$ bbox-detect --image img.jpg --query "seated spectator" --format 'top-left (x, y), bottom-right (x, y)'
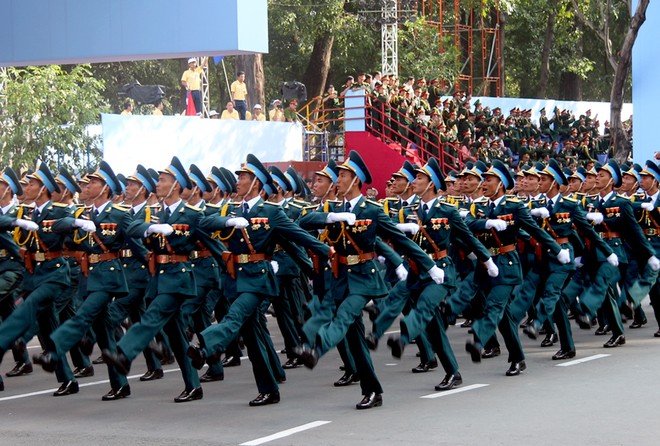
top-left (221, 102), bottom-right (240, 120)
top-left (209, 110), bottom-right (220, 119)
top-left (120, 101), bottom-right (133, 115)
top-left (284, 99), bottom-right (299, 123)
top-left (252, 104), bottom-right (266, 121)
top-left (269, 99), bottom-right (285, 122)
top-left (153, 101), bottom-right (164, 116)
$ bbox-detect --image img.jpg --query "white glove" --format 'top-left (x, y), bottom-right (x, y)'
top-left (484, 257), bottom-right (499, 277)
top-left (428, 265), bottom-right (444, 284)
top-left (459, 210), bottom-right (469, 218)
top-left (530, 207), bottom-right (550, 219)
top-left (13, 219), bottom-right (39, 232)
top-left (326, 212), bottom-right (356, 225)
top-left (485, 219), bottom-right (508, 231)
top-left (556, 248), bottom-right (571, 265)
top-left (641, 202), bottom-right (655, 211)
top-left (585, 212), bottom-right (603, 224)
top-left (395, 264), bottom-right (408, 281)
top-left (73, 218), bottom-right (96, 233)
top-left (574, 256), bottom-right (583, 268)
top-left (467, 252), bottom-right (477, 261)
top-left (226, 217), bottom-right (249, 228)
top-left (271, 260), bottom-right (279, 274)
top-left (377, 255), bottom-right (386, 264)
top-left (607, 253), bottom-right (619, 267)
top-left (147, 224), bottom-right (174, 236)
top-left (648, 255), bottom-right (660, 272)
top-left (396, 223), bottom-right (420, 234)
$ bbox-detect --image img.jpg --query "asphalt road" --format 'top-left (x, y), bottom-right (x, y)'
top-left (1, 307), bottom-right (659, 446)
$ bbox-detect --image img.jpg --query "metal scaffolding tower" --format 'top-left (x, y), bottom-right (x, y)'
top-left (200, 59), bottom-right (210, 118)
top-left (422, 0), bottom-right (503, 96)
top-left (381, 0), bottom-right (399, 77)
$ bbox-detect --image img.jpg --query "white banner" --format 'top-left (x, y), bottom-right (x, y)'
top-left (101, 114), bottom-right (303, 175)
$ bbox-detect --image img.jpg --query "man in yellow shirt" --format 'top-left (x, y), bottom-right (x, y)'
top-left (269, 99), bottom-right (285, 122)
top-left (220, 102), bottom-right (239, 120)
top-left (252, 104), bottom-right (266, 121)
top-left (231, 71), bottom-right (248, 120)
top-left (120, 101), bottom-right (133, 115)
top-left (152, 101), bottom-right (164, 116)
top-left (181, 57), bottom-right (208, 115)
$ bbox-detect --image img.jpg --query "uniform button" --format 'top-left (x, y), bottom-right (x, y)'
top-left (324, 267), bottom-right (328, 271)
top-left (261, 269), bottom-right (265, 273)
top-left (371, 268), bottom-right (375, 273)
top-left (508, 261), bottom-right (513, 265)
top-left (442, 263), bottom-right (446, 268)
top-left (56, 263), bottom-right (60, 267)
top-left (347, 241), bottom-right (352, 245)
top-left (348, 268), bottom-right (352, 273)
top-left (547, 249), bottom-right (551, 253)
top-left (123, 263), bottom-right (127, 267)
top-left (110, 267), bottom-right (115, 271)
top-left (141, 265), bottom-right (145, 269)
top-left (240, 238), bottom-right (245, 242)
top-left (182, 268), bottom-right (186, 272)
top-left (238, 267), bottom-right (243, 271)
top-left (192, 264), bottom-right (195, 268)
top-left (160, 270), bottom-right (164, 274)
top-left (90, 266), bottom-right (94, 271)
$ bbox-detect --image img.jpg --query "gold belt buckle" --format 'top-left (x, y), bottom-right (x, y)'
top-left (237, 254), bottom-right (250, 264)
top-left (488, 247), bottom-right (500, 256)
top-left (0, 249), bottom-right (8, 257)
top-left (647, 229), bottom-right (657, 236)
top-left (189, 251), bottom-right (199, 260)
top-left (89, 253), bottom-right (100, 263)
top-left (34, 252), bottom-right (46, 262)
top-left (120, 249), bottom-right (133, 258)
top-left (346, 254), bottom-right (360, 265)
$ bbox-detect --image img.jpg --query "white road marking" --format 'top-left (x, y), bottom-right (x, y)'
top-left (420, 383), bottom-right (489, 399)
top-left (385, 363), bottom-right (398, 366)
top-left (240, 420), bottom-right (332, 446)
top-left (555, 353), bottom-right (610, 367)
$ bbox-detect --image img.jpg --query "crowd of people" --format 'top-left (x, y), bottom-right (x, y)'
top-left (319, 72), bottom-right (634, 171)
top-left (0, 148), bottom-right (659, 412)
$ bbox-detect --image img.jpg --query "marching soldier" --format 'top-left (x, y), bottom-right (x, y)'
top-left (34, 161), bottom-right (133, 400)
top-left (296, 151), bottom-right (444, 409)
top-left (187, 154), bottom-right (332, 406)
top-left (462, 160), bottom-right (570, 376)
top-left (0, 164), bottom-right (76, 395)
top-left (103, 156), bottom-right (206, 403)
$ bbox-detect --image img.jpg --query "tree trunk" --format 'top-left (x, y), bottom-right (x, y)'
top-left (611, 0), bottom-right (649, 162)
top-left (236, 54), bottom-right (265, 110)
top-left (302, 33), bottom-right (335, 102)
top-left (537, 0), bottom-right (559, 98)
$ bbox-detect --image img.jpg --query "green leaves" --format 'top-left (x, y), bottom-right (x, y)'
top-left (0, 65), bottom-right (107, 173)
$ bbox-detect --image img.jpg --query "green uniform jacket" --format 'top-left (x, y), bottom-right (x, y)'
top-left (467, 196), bottom-right (562, 286)
top-left (198, 198), bottom-right (330, 297)
top-left (298, 196), bottom-right (435, 299)
top-left (0, 203), bottom-right (24, 272)
top-left (53, 203), bottom-right (130, 295)
top-left (127, 201), bottom-right (202, 298)
top-left (6, 202), bottom-right (72, 290)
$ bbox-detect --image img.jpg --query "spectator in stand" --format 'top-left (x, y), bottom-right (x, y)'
top-left (181, 57), bottom-right (208, 115)
top-left (366, 186), bottom-right (378, 200)
top-left (370, 71), bottom-right (382, 90)
top-left (221, 102), bottom-right (239, 120)
top-left (231, 71), bottom-right (248, 120)
top-left (120, 101), bottom-right (133, 115)
top-left (152, 101), bottom-right (164, 116)
top-left (252, 104), bottom-right (266, 121)
top-left (322, 85), bottom-right (341, 131)
top-left (340, 76), bottom-right (354, 97)
top-left (269, 99), bottom-right (285, 122)
top-left (284, 99), bottom-right (299, 123)
top-left (209, 110), bottom-right (220, 119)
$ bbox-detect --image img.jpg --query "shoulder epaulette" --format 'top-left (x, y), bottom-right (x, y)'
top-left (506, 197), bottom-right (521, 203)
top-left (206, 203), bottom-right (222, 209)
top-left (293, 199), bottom-right (309, 206)
top-left (562, 196), bottom-right (578, 203)
top-left (302, 204), bottom-right (319, 211)
top-left (287, 202), bottom-right (304, 209)
top-left (112, 204), bottom-right (130, 212)
top-left (440, 201), bottom-right (458, 208)
top-left (52, 202), bottom-right (69, 208)
top-left (616, 194), bottom-right (631, 200)
top-left (365, 199), bottom-right (383, 207)
top-left (185, 204), bottom-right (202, 211)
top-left (473, 197), bottom-right (488, 203)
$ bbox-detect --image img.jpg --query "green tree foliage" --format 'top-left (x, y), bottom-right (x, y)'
top-left (0, 65), bottom-right (107, 172)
